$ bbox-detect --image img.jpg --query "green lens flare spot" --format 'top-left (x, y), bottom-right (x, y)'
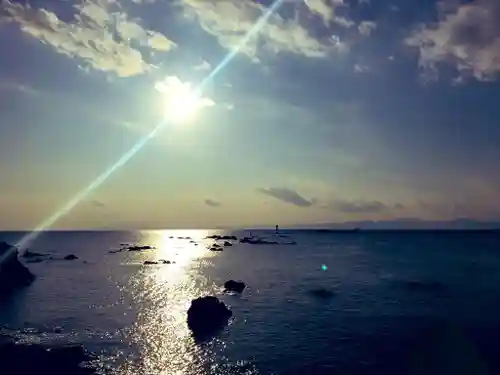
top-left (321, 264), bottom-right (328, 271)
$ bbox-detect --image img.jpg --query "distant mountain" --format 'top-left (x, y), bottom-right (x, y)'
top-left (290, 218), bottom-right (500, 230)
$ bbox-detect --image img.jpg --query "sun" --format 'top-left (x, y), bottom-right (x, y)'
top-left (154, 76), bottom-right (215, 124)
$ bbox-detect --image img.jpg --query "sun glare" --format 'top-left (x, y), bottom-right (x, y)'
top-left (154, 76), bottom-right (215, 124)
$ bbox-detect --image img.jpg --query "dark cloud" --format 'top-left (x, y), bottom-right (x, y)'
top-left (91, 200), bottom-right (106, 208)
top-left (204, 199), bottom-right (221, 208)
top-left (256, 187), bottom-right (314, 207)
top-left (332, 200), bottom-right (388, 213)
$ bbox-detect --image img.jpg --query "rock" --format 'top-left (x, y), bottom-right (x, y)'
top-left (223, 241), bottom-right (233, 247)
top-left (0, 336), bottom-right (96, 374)
top-left (187, 296), bottom-right (232, 339)
top-left (206, 235), bottom-right (238, 241)
top-left (309, 288), bottom-right (335, 299)
top-left (0, 242), bottom-right (35, 297)
top-left (128, 245), bottom-right (154, 251)
top-left (224, 280), bottom-right (246, 293)
top-left (143, 260), bottom-right (158, 265)
top-left (63, 254), bottom-right (78, 261)
top-left (405, 280), bottom-right (445, 291)
top-left (159, 260), bottom-right (171, 264)
top-left (209, 246), bottom-right (223, 252)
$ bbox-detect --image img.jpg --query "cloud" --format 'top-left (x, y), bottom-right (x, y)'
top-left (193, 60), bottom-right (211, 71)
top-left (91, 200), bottom-right (106, 208)
top-left (354, 63), bottom-right (369, 73)
top-left (0, 79), bottom-right (38, 95)
top-left (358, 20), bottom-right (376, 36)
top-left (406, 0), bottom-right (500, 82)
top-left (256, 187), bottom-right (314, 207)
top-left (330, 200), bottom-right (389, 214)
top-left (180, 0), bottom-right (342, 60)
top-left (204, 199), bottom-right (221, 207)
top-left (1, 0), bottom-right (176, 77)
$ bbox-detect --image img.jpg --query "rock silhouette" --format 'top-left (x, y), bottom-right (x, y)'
top-left (0, 336), bottom-right (96, 375)
top-left (187, 296), bottom-right (232, 339)
top-left (224, 280), bottom-right (246, 293)
top-left (0, 242), bottom-right (35, 297)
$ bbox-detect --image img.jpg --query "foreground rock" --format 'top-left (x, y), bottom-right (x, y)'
top-left (224, 280), bottom-right (246, 293)
top-left (187, 296), bottom-right (232, 339)
top-left (0, 336), bottom-right (96, 375)
top-left (0, 242), bottom-right (35, 297)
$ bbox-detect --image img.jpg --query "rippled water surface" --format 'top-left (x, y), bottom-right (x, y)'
top-left (1, 230), bottom-right (500, 374)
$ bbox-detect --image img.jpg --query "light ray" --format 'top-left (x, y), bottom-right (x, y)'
top-left (12, 0), bottom-right (286, 253)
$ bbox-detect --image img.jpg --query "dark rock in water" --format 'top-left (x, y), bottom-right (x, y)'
top-left (239, 237), bottom-right (278, 245)
top-left (63, 254), bottom-right (78, 261)
top-left (187, 296), bottom-right (232, 339)
top-left (159, 260), bottom-right (171, 264)
top-left (209, 246), bottom-right (223, 252)
top-left (206, 235), bottom-right (238, 241)
top-left (405, 280), bottom-right (445, 291)
top-left (128, 245), bottom-right (154, 251)
top-left (224, 280), bottom-right (246, 293)
top-left (223, 241), bottom-right (233, 247)
top-left (309, 288), bottom-right (335, 299)
top-left (144, 260), bottom-right (158, 265)
top-left (0, 242), bottom-right (35, 297)
top-left (0, 336), bottom-right (96, 375)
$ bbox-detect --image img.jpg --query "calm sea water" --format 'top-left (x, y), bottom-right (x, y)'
top-left (1, 230), bottom-right (500, 375)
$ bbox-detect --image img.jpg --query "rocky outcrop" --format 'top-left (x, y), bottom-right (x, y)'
top-left (0, 336), bottom-right (96, 375)
top-left (206, 235), bottom-right (237, 241)
top-left (63, 254), bottom-right (78, 261)
top-left (0, 242), bottom-right (35, 297)
top-left (187, 296), bottom-right (232, 339)
top-left (224, 280), bottom-right (246, 293)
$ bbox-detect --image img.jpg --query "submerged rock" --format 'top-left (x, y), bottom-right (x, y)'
top-left (63, 254), bottom-right (78, 261)
top-left (224, 280), bottom-right (246, 293)
top-left (0, 242), bottom-right (35, 297)
top-left (187, 296), bottom-right (232, 339)
top-left (309, 288), bottom-right (335, 299)
top-left (143, 260), bottom-right (158, 265)
top-left (0, 336), bottom-right (96, 375)
top-left (223, 241), bottom-right (233, 247)
top-left (405, 280), bottom-right (445, 291)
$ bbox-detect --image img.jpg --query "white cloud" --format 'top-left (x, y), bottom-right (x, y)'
top-left (193, 60), bottom-right (211, 71)
top-left (180, 0), bottom-right (341, 60)
top-left (406, 0), bottom-right (500, 82)
top-left (1, 0), bottom-right (176, 77)
top-left (358, 20), bottom-right (376, 36)
top-left (0, 79), bottom-right (38, 95)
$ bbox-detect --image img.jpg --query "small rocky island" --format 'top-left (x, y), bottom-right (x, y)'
top-left (0, 242), bottom-right (34, 297)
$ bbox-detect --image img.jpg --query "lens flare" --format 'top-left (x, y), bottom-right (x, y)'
top-left (12, 0), bottom-right (286, 253)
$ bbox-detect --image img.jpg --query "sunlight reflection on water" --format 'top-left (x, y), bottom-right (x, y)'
top-left (116, 230), bottom-right (225, 375)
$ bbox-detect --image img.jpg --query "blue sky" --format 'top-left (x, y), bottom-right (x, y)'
top-left (1, 0), bottom-right (499, 229)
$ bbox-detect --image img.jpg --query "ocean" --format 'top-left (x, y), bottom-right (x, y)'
top-left (1, 229), bottom-right (500, 375)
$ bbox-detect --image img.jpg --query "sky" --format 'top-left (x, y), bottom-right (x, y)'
top-left (0, 0), bottom-right (500, 230)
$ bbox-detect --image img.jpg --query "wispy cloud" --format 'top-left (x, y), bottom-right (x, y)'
top-left (358, 20), bottom-right (377, 36)
top-left (0, 79), bottom-right (38, 95)
top-left (193, 60), bottom-right (211, 71)
top-left (1, 0), bottom-right (176, 77)
top-left (91, 200), bottom-right (106, 208)
top-left (180, 0), bottom-right (342, 61)
top-left (329, 200), bottom-right (389, 214)
top-left (257, 187), bottom-right (314, 207)
top-left (204, 199), bottom-right (221, 208)
top-left (406, 0), bottom-right (500, 82)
